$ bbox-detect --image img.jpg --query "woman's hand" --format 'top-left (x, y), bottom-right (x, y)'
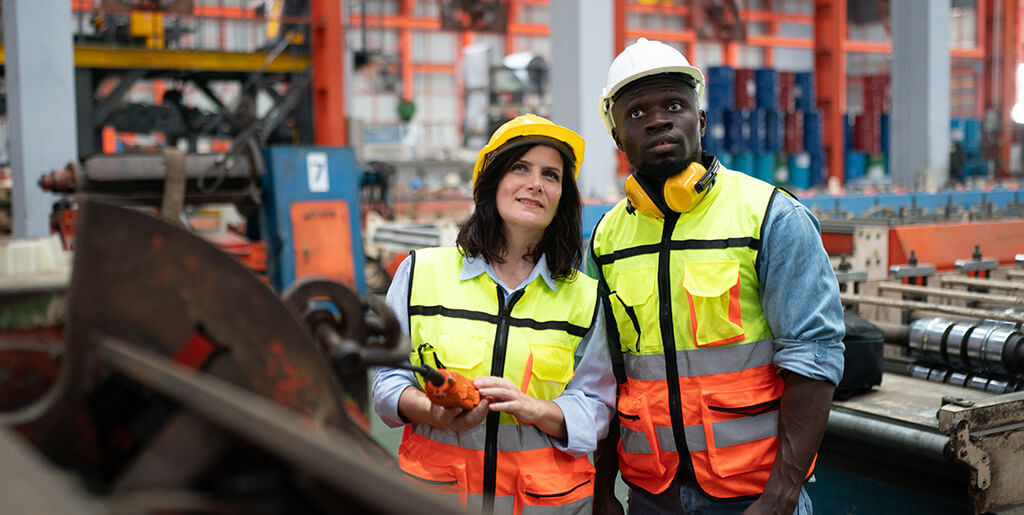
top-left (428, 400), bottom-right (490, 432)
top-left (473, 376), bottom-right (567, 440)
top-left (398, 386), bottom-right (489, 432)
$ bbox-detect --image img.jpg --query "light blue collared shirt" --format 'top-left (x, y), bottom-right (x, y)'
top-left (372, 252), bottom-right (617, 457)
top-left (585, 192), bottom-right (846, 385)
top-left (758, 193), bottom-right (846, 384)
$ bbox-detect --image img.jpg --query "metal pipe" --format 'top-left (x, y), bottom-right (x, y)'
top-left (878, 283), bottom-right (1024, 305)
top-left (841, 294), bottom-right (1024, 324)
top-left (940, 276), bottom-right (1024, 292)
top-left (1008, 270), bottom-right (1024, 280)
top-left (827, 409), bottom-right (949, 462)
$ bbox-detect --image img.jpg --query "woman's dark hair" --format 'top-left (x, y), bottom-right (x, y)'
top-left (456, 143), bottom-right (582, 281)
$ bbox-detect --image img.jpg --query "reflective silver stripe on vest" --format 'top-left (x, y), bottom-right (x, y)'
top-left (713, 411), bottom-right (779, 447)
top-left (466, 493), bottom-right (514, 514)
top-left (413, 423), bottom-right (553, 451)
top-left (621, 424), bottom-right (706, 453)
top-left (623, 338), bottom-right (775, 380)
top-left (620, 412), bottom-right (778, 455)
top-left (522, 495), bottom-right (593, 514)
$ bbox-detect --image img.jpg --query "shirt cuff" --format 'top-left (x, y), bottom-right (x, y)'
top-left (773, 338), bottom-right (846, 386)
top-left (551, 391), bottom-right (606, 457)
top-left (372, 367), bottom-right (418, 428)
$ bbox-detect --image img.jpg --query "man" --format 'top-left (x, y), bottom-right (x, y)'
top-left (586, 38), bottom-right (845, 514)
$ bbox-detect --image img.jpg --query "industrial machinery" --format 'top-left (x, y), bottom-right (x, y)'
top-left (0, 200), bottom-right (459, 514)
top-left (38, 143), bottom-right (366, 295)
top-left (812, 246), bottom-right (1024, 514)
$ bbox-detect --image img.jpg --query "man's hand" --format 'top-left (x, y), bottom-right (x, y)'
top-left (745, 372), bottom-right (834, 515)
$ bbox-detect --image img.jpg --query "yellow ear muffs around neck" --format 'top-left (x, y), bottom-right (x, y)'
top-left (663, 161), bottom-right (715, 213)
top-left (624, 174), bottom-right (665, 219)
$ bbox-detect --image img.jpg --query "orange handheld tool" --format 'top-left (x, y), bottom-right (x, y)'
top-left (416, 366), bottom-right (480, 410)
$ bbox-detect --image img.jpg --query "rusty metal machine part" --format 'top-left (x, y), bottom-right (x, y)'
top-left (38, 148), bottom-right (263, 206)
top-left (0, 201), bottom-right (455, 514)
top-left (281, 278), bottom-right (410, 419)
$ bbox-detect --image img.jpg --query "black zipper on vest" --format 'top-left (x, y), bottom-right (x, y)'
top-left (659, 214), bottom-right (691, 468)
top-left (482, 285), bottom-right (524, 515)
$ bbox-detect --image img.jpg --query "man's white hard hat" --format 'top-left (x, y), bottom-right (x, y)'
top-left (599, 37), bottom-right (705, 136)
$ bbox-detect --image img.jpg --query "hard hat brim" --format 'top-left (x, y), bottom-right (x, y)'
top-left (472, 122), bottom-right (585, 192)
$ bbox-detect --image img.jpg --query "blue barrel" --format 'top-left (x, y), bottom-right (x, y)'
top-left (731, 152), bottom-right (755, 175)
top-left (963, 119), bottom-right (982, 154)
top-left (845, 151), bottom-right (866, 181)
top-left (787, 153), bottom-right (811, 189)
top-left (749, 109), bottom-right (767, 153)
top-left (950, 118), bottom-right (966, 143)
top-left (880, 112), bottom-right (890, 154)
top-left (724, 109), bottom-right (752, 154)
top-left (763, 110), bottom-right (783, 153)
top-left (794, 72), bottom-right (816, 112)
top-left (706, 66), bottom-right (735, 111)
top-left (843, 113), bottom-right (852, 151)
top-left (755, 68), bottom-right (779, 110)
top-left (803, 110), bottom-right (824, 154)
top-left (702, 108), bottom-right (726, 154)
top-left (754, 153), bottom-right (776, 183)
top-left (810, 152), bottom-right (826, 187)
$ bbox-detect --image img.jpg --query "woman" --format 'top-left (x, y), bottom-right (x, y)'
top-left (373, 114), bottom-right (616, 514)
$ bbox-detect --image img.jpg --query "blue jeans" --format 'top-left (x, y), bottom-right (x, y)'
top-left (627, 482), bottom-right (813, 515)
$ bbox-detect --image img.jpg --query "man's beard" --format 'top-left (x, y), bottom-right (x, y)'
top-left (636, 157), bottom-right (689, 180)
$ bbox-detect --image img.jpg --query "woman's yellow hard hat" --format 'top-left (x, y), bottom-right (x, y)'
top-left (471, 114), bottom-right (585, 192)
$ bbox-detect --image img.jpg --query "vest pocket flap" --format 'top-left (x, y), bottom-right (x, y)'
top-left (698, 381), bottom-right (782, 479)
top-left (519, 473), bottom-right (593, 501)
top-left (437, 332), bottom-right (488, 371)
top-left (615, 266), bottom-right (656, 306)
top-left (683, 260), bottom-right (740, 297)
top-left (528, 342), bottom-right (574, 384)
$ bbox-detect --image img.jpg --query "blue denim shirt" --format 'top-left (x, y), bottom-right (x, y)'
top-left (372, 253), bottom-right (617, 457)
top-left (586, 192), bottom-right (846, 385)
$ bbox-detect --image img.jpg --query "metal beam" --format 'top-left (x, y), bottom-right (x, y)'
top-left (310, 0), bottom-right (348, 145)
top-left (92, 70), bottom-right (145, 128)
top-left (551, 0), bottom-right (615, 199)
top-left (813, 0), bottom-right (846, 186)
top-left (0, 45), bottom-right (310, 73)
top-left (3, 0), bottom-right (75, 237)
top-left (891, 0), bottom-right (951, 188)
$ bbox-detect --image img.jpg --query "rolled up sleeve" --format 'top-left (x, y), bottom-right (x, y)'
top-left (550, 303), bottom-right (617, 456)
top-left (759, 194), bottom-right (845, 386)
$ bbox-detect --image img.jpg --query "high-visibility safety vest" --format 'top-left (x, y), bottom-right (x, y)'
top-left (400, 247), bottom-right (599, 514)
top-left (591, 167), bottom-right (811, 500)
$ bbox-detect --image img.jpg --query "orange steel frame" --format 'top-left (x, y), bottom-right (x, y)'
top-left (69, 0), bottom-right (1019, 168)
top-left (311, 0), bottom-right (347, 146)
top-left (608, 0), bottom-right (1009, 185)
top-left (814, 0), bottom-right (845, 188)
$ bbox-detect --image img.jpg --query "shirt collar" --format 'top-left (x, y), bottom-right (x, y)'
top-left (460, 252), bottom-right (559, 292)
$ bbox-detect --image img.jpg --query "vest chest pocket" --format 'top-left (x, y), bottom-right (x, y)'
top-left (682, 260), bottom-right (745, 347)
top-left (526, 342), bottom-right (575, 399)
top-left (608, 266), bottom-right (656, 353)
top-left (435, 332), bottom-right (489, 378)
